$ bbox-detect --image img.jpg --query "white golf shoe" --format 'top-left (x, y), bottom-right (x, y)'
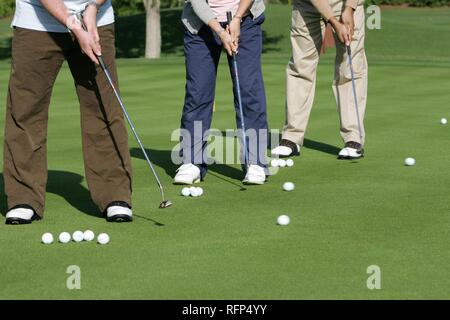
top-left (243, 165), bottom-right (266, 185)
top-left (106, 202), bottom-right (133, 222)
top-left (338, 141), bottom-right (364, 159)
top-left (173, 163), bottom-right (201, 185)
top-left (5, 206), bottom-right (39, 225)
top-left (271, 139), bottom-right (300, 158)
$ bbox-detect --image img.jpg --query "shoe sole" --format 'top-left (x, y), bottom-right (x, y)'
top-left (173, 178), bottom-right (201, 185)
top-left (275, 151), bottom-right (300, 159)
top-left (5, 214), bottom-right (41, 225)
top-left (106, 214), bottom-right (133, 223)
top-left (338, 154), bottom-right (364, 160)
top-left (242, 180), bottom-right (266, 185)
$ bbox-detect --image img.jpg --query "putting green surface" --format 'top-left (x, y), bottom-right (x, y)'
top-left (0, 6), bottom-right (449, 299)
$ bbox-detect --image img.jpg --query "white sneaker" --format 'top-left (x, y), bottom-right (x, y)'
top-left (271, 139), bottom-right (300, 158)
top-left (106, 204), bottom-right (133, 222)
top-left (173, 163), bottom-right (201, 185)
top-left (5, 206), bottom-right (38, 225)
top-left (338, 142), bottom-right (364, 159)
top-left (243, 165), bottom-right (266, 185)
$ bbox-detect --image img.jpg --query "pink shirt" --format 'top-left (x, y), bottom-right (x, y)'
top-left (208, 0), bottom-right (240, 23)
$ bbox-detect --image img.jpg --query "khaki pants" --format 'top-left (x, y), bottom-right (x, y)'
top-left (3, 25), bottom-right (132, 217)
top-left (282, 0), bottom-right (368, 146)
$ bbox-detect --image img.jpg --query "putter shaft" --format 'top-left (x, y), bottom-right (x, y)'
top-left (227, 11), bottom-right (248, 168)
top-left (346, 45), bottom-right (363, 143)
top-left (76, 12), bottom-right (171, 207)
top-left (98, 56), bottom-right (169, 206)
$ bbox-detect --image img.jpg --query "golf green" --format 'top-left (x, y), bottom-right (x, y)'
top-left (0, 5), bottom-right (449, 299)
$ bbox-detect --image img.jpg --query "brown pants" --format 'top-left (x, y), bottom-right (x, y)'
top-left (283, 1), bottom-right (368, 146)
top-left (3, 24), bottom-right (132, 217)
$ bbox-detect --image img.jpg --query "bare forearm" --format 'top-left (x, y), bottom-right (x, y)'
top-left (235, 0), bottom-right (253, 18)
top-left (208, 19), bottom-right (224, 34)
top-left (39, 0), bottom-right (108, 26)
top-left (345, 0), bottom-right (358, 10)
top-left (39, 0), bottom-right (71, 26)
top-left (310, 0), bottom-right (334, 21)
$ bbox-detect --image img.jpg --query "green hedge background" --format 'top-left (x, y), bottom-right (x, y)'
top-left (0, 0), bottom-right (449, 18)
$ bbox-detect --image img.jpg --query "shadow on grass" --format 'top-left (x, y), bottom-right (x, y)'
top-left (269, 131), bottom-right (341, 156)
top-left (130, 147), bottom-right (246, 189)
top-left (0, 37), bottom-right (11, 60)
top-left (303, 139), bottom-right (341, 156)
top-left (0, 170), bottom-right (101, 218)
top-left (134, 213), bottom-right (165, 226)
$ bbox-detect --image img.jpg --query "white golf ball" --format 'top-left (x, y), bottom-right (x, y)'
top-left (270, 159), bottom-right (279, 167)
top-left (282, 182), bottom-right (295, 191)
top-left (441, 118), bottom-right (447, 125)
top-left (404, 157), bottom-right (416, 166)
top-left (41, 232), bottom-right (54, 245)
top-left (277, 215), bottom-right (290, 226)
top-left (97, 233), bottom-right (110, 245)
top-left (181, 187), bottom-right (191, 197)
top-left (278, 159), bottom-right (287, 167)
top-left (286, 159), bottom-right (294, 167)
top-left (72, 231), bottom-right (84, 242)
top-left (190, 187), bottom-right (200, 197)
top-left (196, 187), bottom-right (204, 196)
top-left (83, 230), bottom-right (95, 242)
top-left (58, 232), bottom-right (71, 244)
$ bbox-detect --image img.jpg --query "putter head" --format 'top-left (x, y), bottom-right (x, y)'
top-left (159, 200), bottom-right (173, 209)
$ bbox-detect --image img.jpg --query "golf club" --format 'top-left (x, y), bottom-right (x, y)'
top-left (77, 12), bottom-right (172, 209)
top-left (227, 11), bottom-right (248, 169)
top-left (346, 45), bottom-right (363, 151)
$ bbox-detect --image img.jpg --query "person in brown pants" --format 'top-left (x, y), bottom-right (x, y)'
top-left (4, 0), bottom-right (133, 224)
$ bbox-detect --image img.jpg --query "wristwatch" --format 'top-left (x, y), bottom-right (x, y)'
top-left (86, 0), bottom-right (101, 12)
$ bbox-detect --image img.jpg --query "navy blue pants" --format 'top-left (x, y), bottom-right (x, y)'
top-left (180, 14), bottom-right (268, 178)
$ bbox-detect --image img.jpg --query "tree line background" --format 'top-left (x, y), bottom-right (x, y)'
top-left (1, 0), bottom-right (449, 18)
top-left (0, 0), bottom-right (448, 59)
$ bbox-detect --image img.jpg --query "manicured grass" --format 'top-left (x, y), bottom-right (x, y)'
top-left (0, 5), bottom-right (449, 299)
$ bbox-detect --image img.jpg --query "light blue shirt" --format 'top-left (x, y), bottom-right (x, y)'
top-left (12, 0), bottom-right (114, 33)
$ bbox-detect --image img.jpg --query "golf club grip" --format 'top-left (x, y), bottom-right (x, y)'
top-left (346, 45), bottom-right (352, 56)
top-left (226, 11), bottom-right (232, 25)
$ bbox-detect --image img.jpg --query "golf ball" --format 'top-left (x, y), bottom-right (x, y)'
top-left (404, 157), bottom-right (416, 166)
top-left (189, 186), bottom-right (199, 197)
top-left (286, 159), bottom-right (294, 167)
top-left (277, 215), bottom-right (290, 226)
top-left (196, 187), bottom-right (204, 196)
top-left (282, 182), bottom-right (295, 191)
top-left (58, 232), bottom-right (71, 244)
top-left (441, 118), bottom-right (447, 125)
top-left (270, 159), bottom-right (279, 167)
top-left (97, 233), bottom-right (110, 245)
top-left (181, 187), bottom-right (191, 197)
top-left (83, 230), bottom-right (95, 242)
top-left (41, 232), bottom-right (54, 245)
top-left (72, 231), bottom-right (84, 242)
top-left (278, 159), bottom-right (287, 167)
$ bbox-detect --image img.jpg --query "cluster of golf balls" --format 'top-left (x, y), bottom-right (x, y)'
top-left (41, 230), bottom-right (110, 245)
top-left (271, 158), bottom-right (294, 168)
top-left (181, 186), bottom-right (204, 197)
